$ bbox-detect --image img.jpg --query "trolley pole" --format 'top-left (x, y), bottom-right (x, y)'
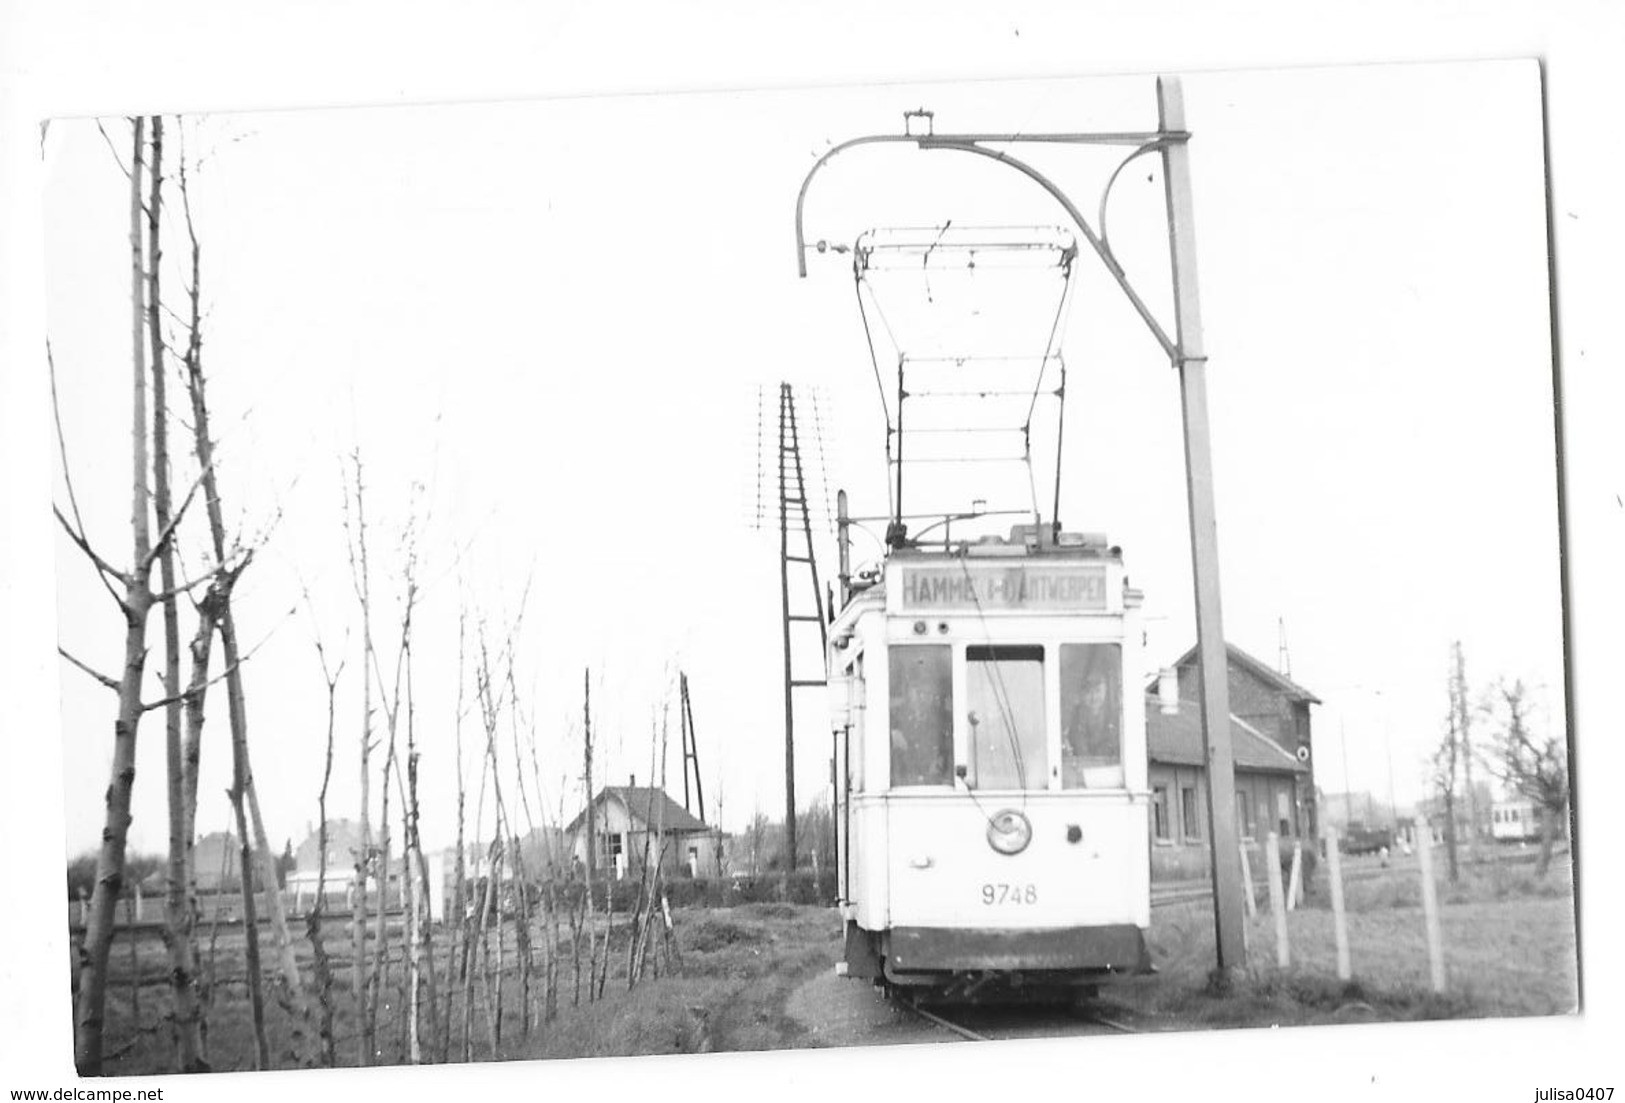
top-left (1159, 75), bottom-right (1247, 972)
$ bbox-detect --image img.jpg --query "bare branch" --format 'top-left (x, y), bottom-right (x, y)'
top-left (49, 349), bottom-right (130, 606)
top-left (94, 119), bottom-right (133, 180)
top-left (142, 448), bottom-right (219, 571)
top-left (54, 506), bottom-right (132, 593)
top-left (140, 596), bottom-right (294, 713)
top-left (58, 647), bottom-right (121, 692)
top-left (151, 551), bottom-right (247, 605)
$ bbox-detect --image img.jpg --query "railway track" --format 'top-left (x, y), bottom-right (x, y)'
top-left (900, 995), bottom-right (1143, 1041)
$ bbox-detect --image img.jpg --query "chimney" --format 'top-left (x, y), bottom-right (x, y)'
top-left (1158, 668), bottom-right (1180, 715)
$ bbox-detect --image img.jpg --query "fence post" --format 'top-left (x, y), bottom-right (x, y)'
top-left (1417, 825), bottom-right (1446, 993)
top-left (1286, 841), bottom-right (1303, 911)
top-left (1324, 825), bottom-right (1351, 981)
top-left (1265, 831), bottom-right (1290, 968)
top-left (1237, 842), bottom-right (1258, 919)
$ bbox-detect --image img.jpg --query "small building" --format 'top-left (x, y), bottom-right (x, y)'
top-left (288, 819), bottom-right (368, 910)
top-left (564, 782), bottom-right (720, 880)
top-left (1146, 643), bottom-right (1318, 881)
top-left (192, 830), bottom-right (245, 891)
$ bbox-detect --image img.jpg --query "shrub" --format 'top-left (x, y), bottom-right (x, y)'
top-left (554, 869), bottom-right (839, 911)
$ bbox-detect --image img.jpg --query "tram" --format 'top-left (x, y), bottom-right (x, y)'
top-left (828, 521), bottom-right (1152, 999)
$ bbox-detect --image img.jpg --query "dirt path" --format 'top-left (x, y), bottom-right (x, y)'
top-left (784, 968), bottom-right (953, 1049)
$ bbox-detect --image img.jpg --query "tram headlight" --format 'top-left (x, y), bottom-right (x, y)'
top-left (986, 809), bottom-right (1032, 856)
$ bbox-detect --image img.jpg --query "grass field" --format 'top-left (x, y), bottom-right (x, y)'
top-left (81, 901), bottom-right (842, 1073)
top-left (79, 848), bottom-right (1578, 1072)
top-left (1116, 847), bottom-right (1579, 1028)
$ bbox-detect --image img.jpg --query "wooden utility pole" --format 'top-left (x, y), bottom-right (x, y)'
top-left (1159, 75), bottom-right (1247, 973)
top-left (583, 668), bottom-right (595, 883)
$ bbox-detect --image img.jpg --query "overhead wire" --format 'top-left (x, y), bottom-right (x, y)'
top-left (852, 226), bottom-right (1079, 532)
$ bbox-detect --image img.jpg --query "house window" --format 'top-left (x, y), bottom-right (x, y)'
top-left (1152, 785), bottom-right (1171, 841)
top-left (890, 646), bottom-right (953, 787)
top-left (1181, 786), bottom-right (1202, 841)
top-left (966, 645), bottom-right (1047, 790)
top-left (1060, 643), bottom-right (1123, 788)
top-left (1235, 791), bottom-right (1254, 838)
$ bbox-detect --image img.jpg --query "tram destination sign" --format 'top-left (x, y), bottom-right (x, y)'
top-left (894, 563), bottom-right (1108, 613)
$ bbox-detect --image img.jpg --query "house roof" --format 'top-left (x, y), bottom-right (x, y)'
top-left (1146, 695), bottom-right (1306, 774)
top-left (296, 819), bottom-right (365, 851)
top-left (564, 786), bottom-right (711, 835)
top-left (1157, 641), bottom-right (1322, 705)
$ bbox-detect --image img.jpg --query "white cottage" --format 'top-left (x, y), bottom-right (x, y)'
top-left (565, 783), bottom-right (720, 880)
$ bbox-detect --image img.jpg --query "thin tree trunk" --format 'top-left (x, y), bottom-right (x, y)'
top-left (511, 835), bottom-right (533, 1038)
top-left (1537, 807), bottom-right (1555, 877)
top-left (344, 453), bottom-right (376, 1065)
top-left (306, 640), bottom-right (341, 1067)
top-left (227, 814), bottom-right (269, 1068)
top-left (124, 893), bottom-right (141, 1024)
top-left (147, 115), bottom-right (206, 1074)
top-left (492, 851), bottom-right (505, 1052)
top-left (74, 116), bottom-right (156, 1077)
top-left (175, 158), bottom-right (208, 1044)
top-left (370, 739), bottom-right (394, 1059)
top-left (462, 863), bottom-right (493, 1061)
top-left (396, 845), bottom-right (413, 1062)
top-left (170, 149), bottom-right (304, 1019)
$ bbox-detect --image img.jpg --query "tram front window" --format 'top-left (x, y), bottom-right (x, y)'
top-left (889, 646), bottom-right (952, 786)
top-left (1060, 643), bottom-right (1123, 788)
top-left (966, 645), bottom-right (1047, 790)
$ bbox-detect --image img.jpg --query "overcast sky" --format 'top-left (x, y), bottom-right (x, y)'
top-left (44, 60), bottom-right (1560, 858)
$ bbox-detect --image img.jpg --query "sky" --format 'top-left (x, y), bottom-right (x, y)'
top-left (42, 60), bottom-right (1562, 860)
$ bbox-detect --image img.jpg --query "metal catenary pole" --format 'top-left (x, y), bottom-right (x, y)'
top-left (1158, 75), bottom-right (1247, 972)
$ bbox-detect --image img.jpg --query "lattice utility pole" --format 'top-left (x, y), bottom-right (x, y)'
top-left (778, 383), bottom-right (828, 872)
top-left (679, 672), bottom-right (705, 823)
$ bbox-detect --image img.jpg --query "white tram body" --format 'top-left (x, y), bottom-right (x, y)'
top-left (828, 526), bottom-right (1152, 994)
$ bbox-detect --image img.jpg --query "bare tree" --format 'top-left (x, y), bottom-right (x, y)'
top-left (62, 117), bottom-right (204, 1076)
top-left (340, 452), bottom-right (378, 1064)
top-left (1430, 644), bottom-right (1469, 884)
top-left (1452, 642), bottom-right (1481, 853)
top-left (746, 809), bottom-right (770, 878)
top-left (301, 590), bottom-right (345, 1068)
top-left (1488, 680), bottom-right (1569, 876)
top-left (445, 602), bottom-right (470, 1062)
top-left (138, 115), bottom-right (209, 1075)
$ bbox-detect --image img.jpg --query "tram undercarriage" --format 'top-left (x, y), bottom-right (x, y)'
top-left (841, 919), bottom-right (1152, 1003)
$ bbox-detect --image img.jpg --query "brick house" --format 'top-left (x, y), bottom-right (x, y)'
top-left (1146, 643), bottom-right (1319, 881)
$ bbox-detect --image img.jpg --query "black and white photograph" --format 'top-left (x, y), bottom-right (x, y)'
top-left (2, 6), bottom-right (1619, 1100)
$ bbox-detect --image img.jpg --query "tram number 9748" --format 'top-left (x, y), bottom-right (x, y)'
top-left (981, 883), bottom-right (1038, 906)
